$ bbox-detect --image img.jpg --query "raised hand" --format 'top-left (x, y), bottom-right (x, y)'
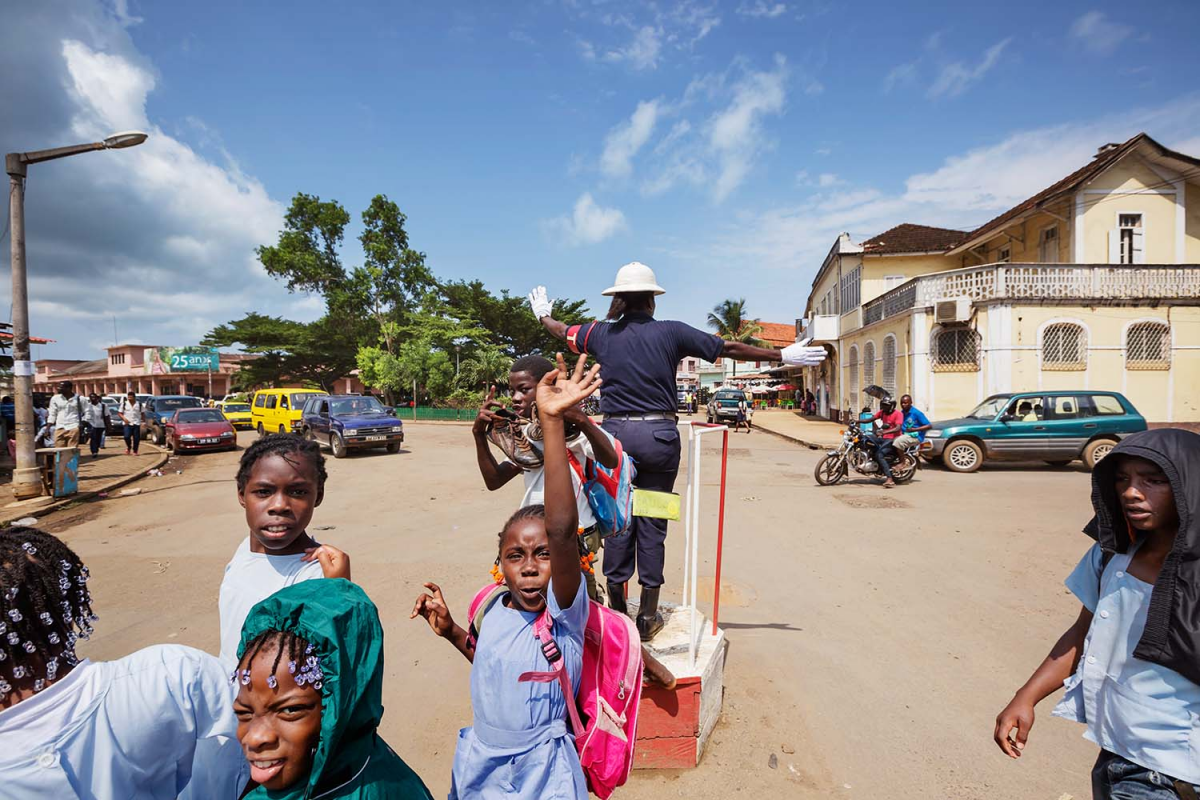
top-left (535, 353), bottom-right (602, 418)
top-left (472, 385), bottom-right (507, 435)
top-left (410, 582), bottom-right (455, 638)
top-left (527, 286), bottom-right (554, 319)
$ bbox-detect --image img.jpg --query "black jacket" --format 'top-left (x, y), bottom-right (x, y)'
top-left (1084, 428), bottom-right (1200, 685)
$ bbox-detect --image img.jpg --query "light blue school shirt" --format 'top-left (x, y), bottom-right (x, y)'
top-left (1052, 543), bottom-right (1200, 784)
top-left (450, 579), bottom-right (589, 800)
top-left (0, 644), bottom-right (245, 799)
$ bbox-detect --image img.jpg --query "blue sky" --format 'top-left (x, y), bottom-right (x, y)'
top-left (4, 0), bottom-right (1200, 359)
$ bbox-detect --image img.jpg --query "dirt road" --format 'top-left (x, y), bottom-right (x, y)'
top-left (38, 422), bottom-right (1099, 799)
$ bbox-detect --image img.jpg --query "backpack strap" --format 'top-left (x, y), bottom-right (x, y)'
top-left (518, 611), bottom-right (585, 738)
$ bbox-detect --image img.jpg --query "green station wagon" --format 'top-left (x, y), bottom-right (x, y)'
top-left (921, 391), bottom-right (1147, 473)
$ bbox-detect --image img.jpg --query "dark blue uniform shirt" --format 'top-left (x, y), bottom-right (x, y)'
top-left (567, 313), bottom-right (724, 415)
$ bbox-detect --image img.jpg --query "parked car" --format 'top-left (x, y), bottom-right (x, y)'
top-left (251, 388), bottom-right (329, 436)
top-left (706, 388), bottom-right (752, 425)
top-left (101, 397), bottom-right (122, 435)
top-left (165, 408), bottom-right (238, 453)
top-left (220, 402), bottom-right (254, 430)
top-left (143, 395), bottom-right (204, 445)
top-left (920, 390), bottom-right (1146, 474)
top-left (300, 394), bottom-right (404, 458)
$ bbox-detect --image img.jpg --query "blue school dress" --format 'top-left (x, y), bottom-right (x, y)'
top-left (450, 579), bottom-right (588, 800)
top-left (1052, 542), bottom-right (1200, 785)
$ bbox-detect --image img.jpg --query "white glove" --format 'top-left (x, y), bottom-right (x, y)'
top-left (781, 342), bottom-right (827, 366)
top-left (528, 285), bottom-right (554, 319)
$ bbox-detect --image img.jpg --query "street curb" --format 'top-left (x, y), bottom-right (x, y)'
top-left (0, 445), bottom-right (170, 526)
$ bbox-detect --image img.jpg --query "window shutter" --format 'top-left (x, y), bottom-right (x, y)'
top-left (1132, 229), bottom-right (1145, 264)
top-left (1108, 231), bottom-right (1120, 264)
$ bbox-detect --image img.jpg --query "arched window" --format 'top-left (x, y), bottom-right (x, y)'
top-left (1042, 322), bottom-right (1087, 371)
top-left (863, 342), bottom-right (876, 404)
top-left (847, 345), bottom-right (859, 409)
top-left (882, 336), bottom-right (897, 397)
top-left (1126, 321), bottom-right (1171, 370)
top-left (931, 328), bottom-right (981, 372)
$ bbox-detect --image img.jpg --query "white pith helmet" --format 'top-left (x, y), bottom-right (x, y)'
top-left (602, 261), bottom-right (666, 296)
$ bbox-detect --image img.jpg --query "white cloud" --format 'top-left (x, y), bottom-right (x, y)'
top-left (708, 54), bottom-right (788, 201)
top-left (736, 1), bottom-right (787, 19)
top-left (817, 173), bottom-right (840, 187)
top-left (928, 38), bottom-right (1011, 99)
top-left (883, 62), bottom-right (918, 92)
top-left (1069, 11), bottom-right (1134, 56)
top-left (600, 99), bottom-right (660, 179)
top-left (542, 193), bottom-right (627, 246)
top-left (508, 29), bottom-right (535, 45)
top-left (603, 25), bottom-right (662, 70)
top-left (688, 95), bottom-right (1200, 279)
top-left (0, 2), bottom-right (292, 359)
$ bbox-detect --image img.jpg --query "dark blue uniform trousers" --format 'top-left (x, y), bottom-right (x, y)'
top-left (600, 418), bottom-right (680, 588)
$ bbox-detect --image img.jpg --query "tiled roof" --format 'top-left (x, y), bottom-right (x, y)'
top-left (56, 359), bottom-right (108, 377)
top-left (951, 132), bottom-right (1200, 253)
top-left (860, 223), bottom-right (965, 255)
top-left (755, 321), bottom-right (798, 347)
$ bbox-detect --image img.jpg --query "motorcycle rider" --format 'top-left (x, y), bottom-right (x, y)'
top-left (869, 397), bottom-right (905, 489)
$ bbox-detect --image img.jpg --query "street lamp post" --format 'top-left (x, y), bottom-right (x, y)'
top-left (6, 131), bottom-right (147, 500)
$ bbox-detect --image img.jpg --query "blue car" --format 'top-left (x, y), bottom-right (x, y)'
top-left (300, 394), bottom-right (404, 458)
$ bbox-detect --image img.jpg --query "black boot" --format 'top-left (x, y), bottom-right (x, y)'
top-left (636, 586), bottom-right (665, 641)
top-left (608, 581), bottom-right (628, 616)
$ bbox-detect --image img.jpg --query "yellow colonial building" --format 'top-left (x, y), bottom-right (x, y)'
top-left (796, 132), bottom-right (1200, 424)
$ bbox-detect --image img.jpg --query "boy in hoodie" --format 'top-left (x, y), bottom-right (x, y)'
top-left (234, 578), bottom-right (432, 799)
top-left (994, 429), bottom-right (1200, 799)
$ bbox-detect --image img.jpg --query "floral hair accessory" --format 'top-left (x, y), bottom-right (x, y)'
top-left (22, 641), bottom-right (35, 654)
top-left (12, 665), bottom-right (26, 679)
top-left (229, 670), bottom-right (238, 685)
top-left (21, 542), bottom-right (36, 555)
top-left (6, 632), bottom-right (17, 646)
top-left (489, 562), bottom-right (504, 584)
top-left (7, 609), bottom-right (22, 622)
top-left (240, 669), bottom-right (251, 686)
top-left (39, 612), bottom-right (53, 626)
top-left (293, 654), bottom-right (325, 688)
top-left (267, 675), bottom-right (278, 690)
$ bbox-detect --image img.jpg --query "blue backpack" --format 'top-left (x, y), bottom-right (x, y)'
top-left (567, 431), bottom-right (636, 538)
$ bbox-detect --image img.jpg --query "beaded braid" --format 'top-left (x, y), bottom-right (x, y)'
top-left (0, 527), bottom-right (97, 701)
top-left (234, 629), bottom-right (324, 692)
top-left (235, 433), bottom-right (327, 493)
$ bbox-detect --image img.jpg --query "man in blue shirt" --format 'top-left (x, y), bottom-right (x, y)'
top-left (896, 394), bottom-right (932, 451)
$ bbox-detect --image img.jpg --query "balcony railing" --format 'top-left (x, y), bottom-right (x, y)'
top-left (859, 263), bottom-right (1200, 327)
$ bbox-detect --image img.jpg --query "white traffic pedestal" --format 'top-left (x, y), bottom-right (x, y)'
top-left (632, 422), bottom-right (731, 770)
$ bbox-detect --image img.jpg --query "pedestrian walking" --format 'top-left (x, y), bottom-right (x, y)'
top-left (117, 391), bottom-right (143, 455)
top-left (47, 380), bottom-right (86, 449)
top-left (734, 394), bottom-right (751, 434)
top-left (84, 393), bottom-right (107, 457)
top-left (529, 261), bottom-right (827, 640)
top-left (994, 429), bottom-right (1200, 799)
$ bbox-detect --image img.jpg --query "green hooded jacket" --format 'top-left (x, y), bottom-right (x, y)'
top-left (238, 579), bottom-right (433, 800)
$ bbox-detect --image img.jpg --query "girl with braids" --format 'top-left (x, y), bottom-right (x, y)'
top-left (412, 354), bottom-right (599, 799)
top-left (219, 433), bottom-right (351, 673)
top-left (0, 527), bottom-right (243, 797)
top-left (233, 578), bottom-right (432, 798)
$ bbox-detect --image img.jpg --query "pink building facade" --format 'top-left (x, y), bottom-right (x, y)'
top-left (34, 344), bottom-right (246, 398)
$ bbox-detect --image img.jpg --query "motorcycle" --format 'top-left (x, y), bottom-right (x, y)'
top-left (814, 417), bottom-right (919, 486)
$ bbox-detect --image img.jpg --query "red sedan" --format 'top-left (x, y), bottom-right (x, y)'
top-left (166, 408), bottom-right (238, 453)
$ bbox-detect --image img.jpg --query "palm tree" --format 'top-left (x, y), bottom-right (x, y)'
top-left (707, 298), bottom-right (764, 379)
top-left (459, 345), bottom-right (511, 389)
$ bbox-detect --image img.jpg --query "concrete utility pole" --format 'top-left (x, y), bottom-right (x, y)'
top-left (6, 132), bottom-right (147, 500)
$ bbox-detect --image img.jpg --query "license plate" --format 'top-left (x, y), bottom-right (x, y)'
top-left (366, 435), bottom-right (386, 441)
top-left (199, 437), bottom-right (218, 444)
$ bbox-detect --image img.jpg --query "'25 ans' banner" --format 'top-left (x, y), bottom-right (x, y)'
top-left (142, 346), bottom-right (219, 375)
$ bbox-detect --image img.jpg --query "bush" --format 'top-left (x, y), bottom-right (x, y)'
top-left (443, 387), bottom-right (486, 409)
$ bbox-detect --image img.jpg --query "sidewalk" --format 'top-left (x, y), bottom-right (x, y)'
top-left (0, 438), bottom-right (168, 526)
top-left (749, 409), bottom-right (844, 450)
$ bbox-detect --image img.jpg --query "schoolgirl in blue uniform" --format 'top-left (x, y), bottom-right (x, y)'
top-left (412, 354), bottom-right (600, 799)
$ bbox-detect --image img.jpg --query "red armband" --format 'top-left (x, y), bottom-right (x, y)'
top-left (566, 322), bottom-right (596, 355)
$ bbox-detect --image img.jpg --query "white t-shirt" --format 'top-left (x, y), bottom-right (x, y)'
top-left (520, 424), bottom-right (598, 529)
top-left (0, 646), bottom-right (244, 799)
top-left (119, 399), bottom-right (143, 426)
top-left (217, 537), bottom-right (324, 672)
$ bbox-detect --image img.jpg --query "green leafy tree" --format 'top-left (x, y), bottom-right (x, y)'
top-left (440, 280), bottom-right (591, 357)
top-left (203, 314), bottom-right (357, 391)
top-left (458, 344), bottom-right (511, 389)
top-left (707, 298), bottom-right (764, 378)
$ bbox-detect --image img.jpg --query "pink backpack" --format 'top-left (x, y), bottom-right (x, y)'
top-left (467, 584), bottom-right (643, 799)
